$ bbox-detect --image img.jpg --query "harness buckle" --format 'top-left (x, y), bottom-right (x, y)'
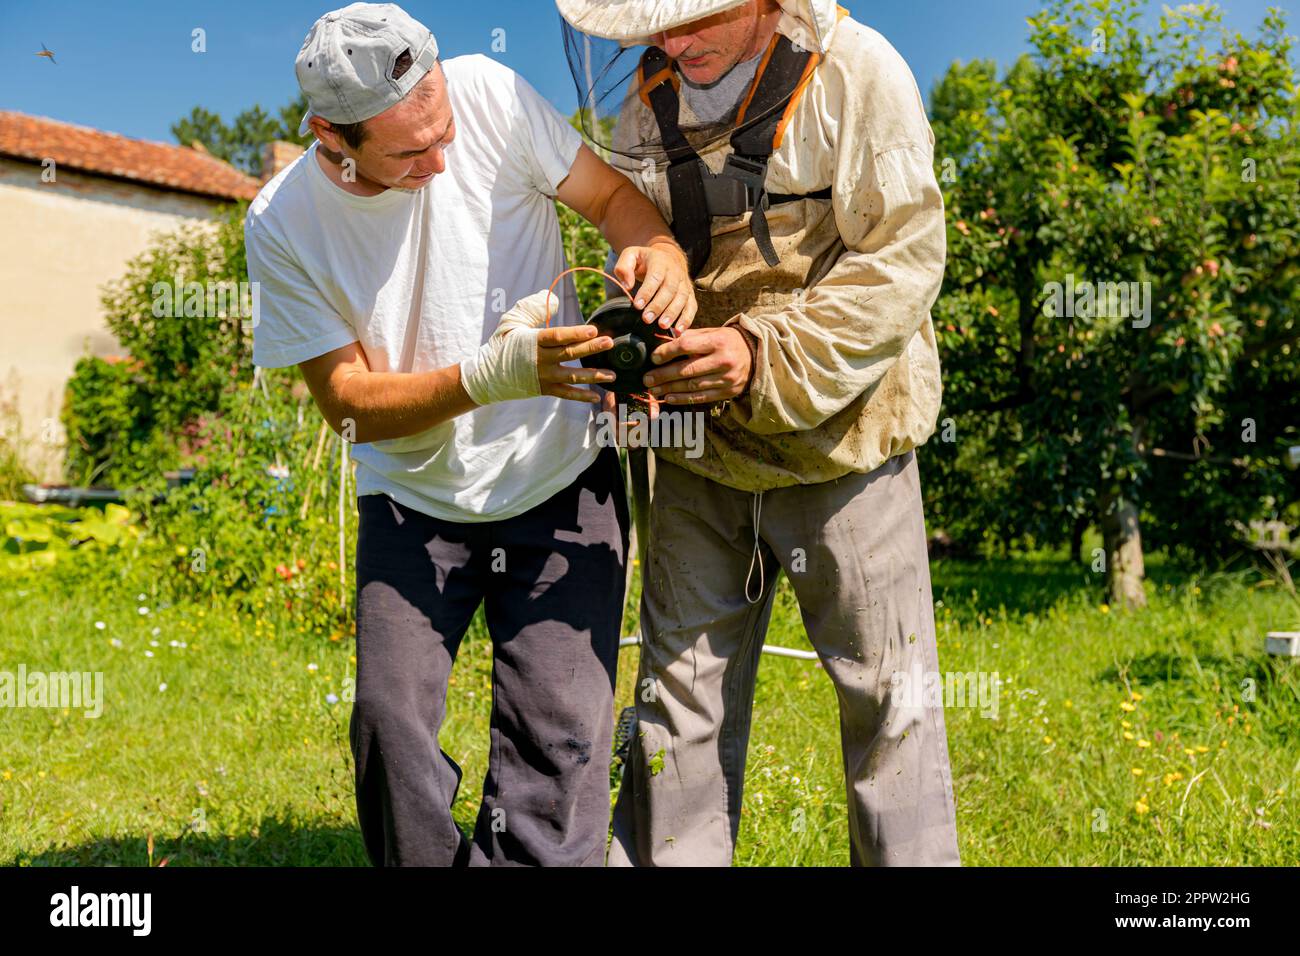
top-left (723, 153), bottom-right (767, 186)
top-left (700, 154), bottom-right (771, 217)
top-left (702, 173), bottom-right (753, 216)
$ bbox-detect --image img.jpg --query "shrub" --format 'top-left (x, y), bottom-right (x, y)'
top-left (62, 206), bottom-right (251, 489)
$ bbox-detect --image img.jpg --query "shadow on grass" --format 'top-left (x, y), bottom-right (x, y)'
top-left (932, 556), bottom-right (1096, 615)
top-left (15, 816), bottom-right (370, 867)
top-left (932, 554), bottom-right (1196, 618)
top-left (1098, 651), bottom-right (1298, 697)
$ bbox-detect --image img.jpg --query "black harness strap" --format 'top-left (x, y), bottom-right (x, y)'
top-left (642, 46), bottom-right (713, 276)
top-left (640, 37), bottom-right (831, 276)
top-left (728, 35), bottom-right (813, 268)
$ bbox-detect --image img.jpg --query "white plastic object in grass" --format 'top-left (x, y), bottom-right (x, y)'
top-left (1266, 632), bottom-right (1300, 657)
top-left (618, 634), bottom-right (819, 660)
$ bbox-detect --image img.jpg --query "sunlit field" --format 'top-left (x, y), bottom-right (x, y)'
top-left (4, 549), bottom-right (1295, 866)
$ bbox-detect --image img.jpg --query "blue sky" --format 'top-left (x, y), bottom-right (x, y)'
top-left (2, 1), bottom-right (1295, 144)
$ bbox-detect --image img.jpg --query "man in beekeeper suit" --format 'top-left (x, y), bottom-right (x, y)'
top-left (556, 0), bottom-right (962, 865)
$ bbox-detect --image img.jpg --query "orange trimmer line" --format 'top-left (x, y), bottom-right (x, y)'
top-left (544, 266), bottom-right (681, 344)
top-left (545, 266), bottom-right (633, 327)
top-left (544, 265), bottom-right (678, 411)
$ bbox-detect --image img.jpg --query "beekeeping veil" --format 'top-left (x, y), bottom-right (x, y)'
top-left (558, 0), bottom-right (840, 161)
top-left (557, 0), bottom-right (843, 274)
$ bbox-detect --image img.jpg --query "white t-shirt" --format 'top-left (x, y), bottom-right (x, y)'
top-left (245, 54), bottom-right (598, 523)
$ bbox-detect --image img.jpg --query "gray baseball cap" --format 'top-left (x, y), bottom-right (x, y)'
top-left (295, 3), bottom-right (439, 136)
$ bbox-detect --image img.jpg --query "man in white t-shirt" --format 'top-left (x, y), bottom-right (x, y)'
top-left (245, 3), bottom-right (695, 866)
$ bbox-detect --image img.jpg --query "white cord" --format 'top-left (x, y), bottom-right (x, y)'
top-left (744, 490), bottom-right (765, 605)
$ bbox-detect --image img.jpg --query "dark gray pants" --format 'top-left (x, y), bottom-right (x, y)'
top-left (351, 447), bottom-right (628, 866)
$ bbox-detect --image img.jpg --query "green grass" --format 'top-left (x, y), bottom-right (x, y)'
top-left (1, 553), bottom-right (1297, 866)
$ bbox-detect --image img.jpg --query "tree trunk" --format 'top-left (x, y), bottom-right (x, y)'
top-left (1099, 487), bottom-right (1147, 609)
top-left (1070, 514), bottom-right (1087, 564)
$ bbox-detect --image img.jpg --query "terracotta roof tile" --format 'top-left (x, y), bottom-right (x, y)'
top-left (0, 110), bottom-right (263, 201)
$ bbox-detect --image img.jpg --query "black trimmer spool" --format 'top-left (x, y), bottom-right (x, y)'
top-left (580, 295), bottom-right (670, 396)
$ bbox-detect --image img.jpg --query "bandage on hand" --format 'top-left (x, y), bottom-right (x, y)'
top-left (459, 290), bottom-right (556, 405)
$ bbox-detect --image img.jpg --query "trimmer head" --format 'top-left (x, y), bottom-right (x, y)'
top-left (581, 296), bottom-right (664, 395)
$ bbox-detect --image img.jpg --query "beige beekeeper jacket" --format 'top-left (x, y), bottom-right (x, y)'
top-left (611, 6), bottom-right (945, 493)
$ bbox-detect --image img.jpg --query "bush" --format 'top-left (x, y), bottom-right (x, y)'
top-left (62, 206), bottom-right (251, 489)
top-left (61, 356), bottom-right (156, 487)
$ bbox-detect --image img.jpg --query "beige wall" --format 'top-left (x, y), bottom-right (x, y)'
top-left (0, 157), bottom-right (227, 482)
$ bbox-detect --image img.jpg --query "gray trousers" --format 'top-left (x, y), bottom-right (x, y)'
top-left (351, 447), bottom-right (628, 866)
top-left (609, 449), bottom-right (961, 866)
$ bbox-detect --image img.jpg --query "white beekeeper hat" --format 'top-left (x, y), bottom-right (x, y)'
top-left (554, 0), bottom-right (841, 55)
top-left (556, 0), bottom-right (843, 164)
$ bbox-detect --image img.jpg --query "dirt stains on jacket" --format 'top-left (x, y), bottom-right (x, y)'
top-left (611, 15), bottom-right (946, 493)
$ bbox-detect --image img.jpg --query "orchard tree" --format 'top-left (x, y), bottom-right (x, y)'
top-left (928, 0), bottom-right (1300, 606)
top-left (171, 93), bottom-right (313, 176)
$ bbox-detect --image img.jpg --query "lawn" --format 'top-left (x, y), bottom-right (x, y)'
top-left (1, 549), bottom-right (1297, 866)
